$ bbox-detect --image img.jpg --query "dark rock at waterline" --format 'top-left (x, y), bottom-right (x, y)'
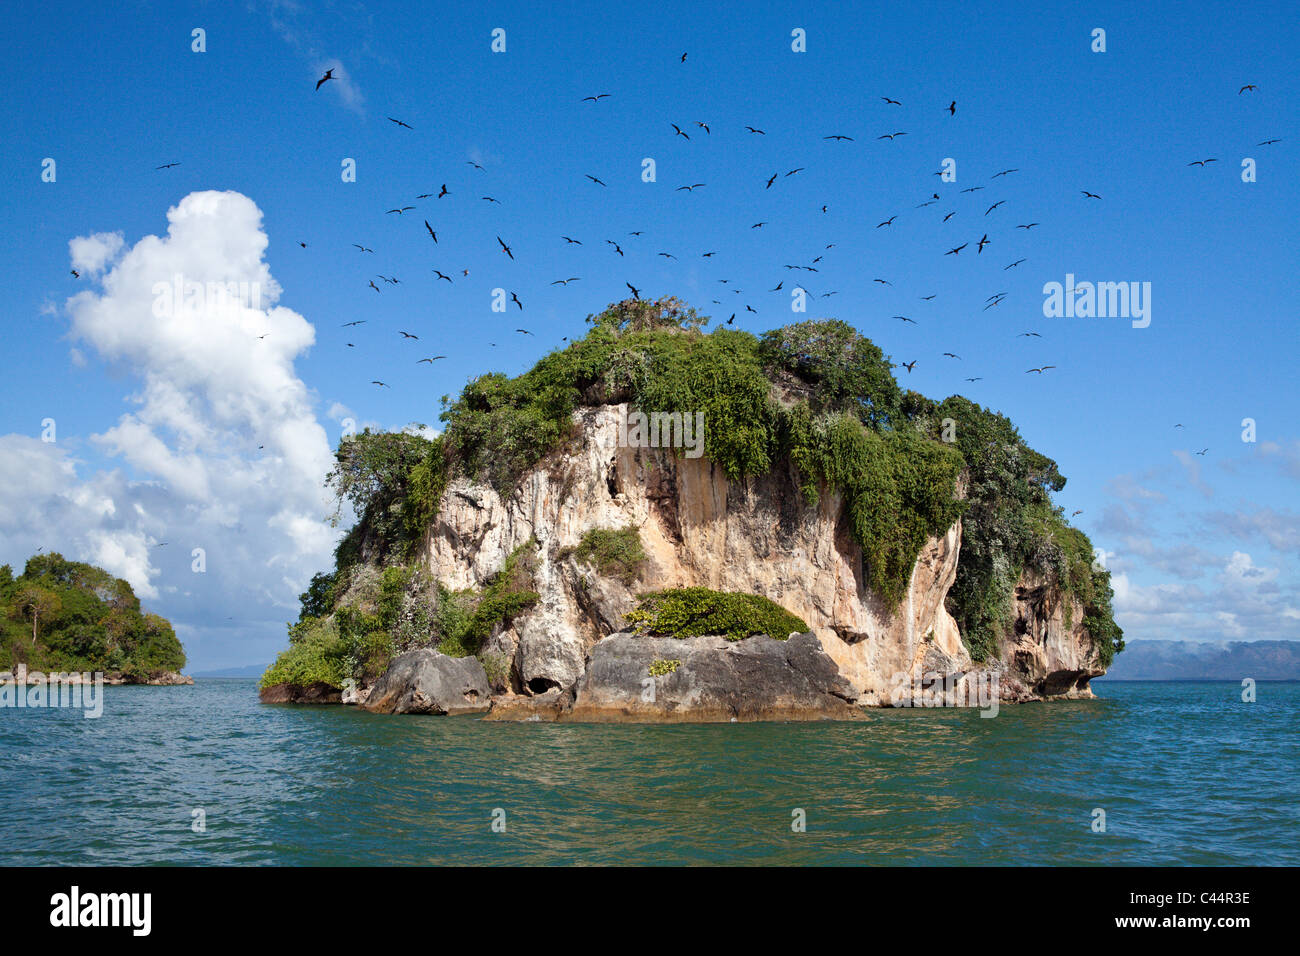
top-left (362, 648), bottom-right (491, 715)
top-left (259, 681), bottom-right (342, 704)
top-left (565, 631), bottom-right (860, 723)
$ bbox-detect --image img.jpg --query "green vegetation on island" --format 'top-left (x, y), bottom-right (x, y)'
top-left (626, 588), bottom-right (810, 642)
top-left (1, 553), bottom-right (185, 677)
top-left (263, 297), bottom-right (1121, 691)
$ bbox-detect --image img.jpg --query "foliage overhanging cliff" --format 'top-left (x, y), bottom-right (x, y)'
top-left (271, 297), bottom-right (1121, 689)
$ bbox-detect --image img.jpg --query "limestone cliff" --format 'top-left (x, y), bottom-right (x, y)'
top-left (419, 404), bottom-right (1105, 709)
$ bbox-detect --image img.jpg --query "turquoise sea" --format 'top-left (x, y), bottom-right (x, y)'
top-left (0, 679), bottom-right (1295, 865)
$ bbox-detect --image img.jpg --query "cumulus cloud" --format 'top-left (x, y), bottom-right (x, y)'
top-left (0, 191), bottom-right (340, 668)
top-left (68, 232), bottom-right (124, 275)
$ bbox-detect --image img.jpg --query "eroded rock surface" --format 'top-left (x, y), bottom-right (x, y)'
top-left (362, 649), bottom-right (490, 715)
top-left (563, 631), bottom-right (858, 722)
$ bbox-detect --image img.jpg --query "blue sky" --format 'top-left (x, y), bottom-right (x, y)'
top-left (1, 0), bottom-right (1296, 669)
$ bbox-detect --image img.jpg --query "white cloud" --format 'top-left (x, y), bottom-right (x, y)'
top-left (0, 191), bottom-right (340, 667)
top-left (68, 231), bottom-right (124, 275)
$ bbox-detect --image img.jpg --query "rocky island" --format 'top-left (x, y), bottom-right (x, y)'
top-left (260, 298), bottom-right (1123, 720)
top-left (0, 553), bottom-right (190, 686)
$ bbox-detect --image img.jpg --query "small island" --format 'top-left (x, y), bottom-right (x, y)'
top-left (0, 553), bottom-right (189, 685)
top-left (261, 298), bottom-right (1123, 720)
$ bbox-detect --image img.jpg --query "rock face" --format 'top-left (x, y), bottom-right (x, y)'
top-left (259, 681), bottom-right (342, 704)
top-left (566, 631), bottom-right (858, 722)
top-left (993, 572), bottom-right (1105, 699)
top-left (362, 649), bottom-right (491, 715)
top-left (414, 403), bottom-right (1106, 712)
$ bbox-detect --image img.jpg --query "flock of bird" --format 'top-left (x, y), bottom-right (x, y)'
top-left (131, 63), bottom-right (1276, 463)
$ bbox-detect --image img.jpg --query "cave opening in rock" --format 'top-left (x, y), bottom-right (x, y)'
top-left (528, 677), bottom-right (560, 695)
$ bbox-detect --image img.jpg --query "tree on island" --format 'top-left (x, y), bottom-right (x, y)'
top-left (1, 553), bottom-right (185, 677)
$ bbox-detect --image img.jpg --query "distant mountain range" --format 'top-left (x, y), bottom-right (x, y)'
top-left (191, 663), bottom-right (268, 679)
top-left (1098, 640), bottom-right (1300, 680)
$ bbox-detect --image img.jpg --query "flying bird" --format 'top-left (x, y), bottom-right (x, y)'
top-left (947, 101), bottom-right (956, 115)
top-left (671, 123), bottom-right (690, 140)
top-left (901, 360), bottom-right (918, 373)
top-left (562, 236), bottom-right (582, 244)
top-left (497, 236), bottom-right (514, 259)
top-left (626, 282), bottom-right (641, 299)
top-left (424, 221), bottom-right (437, 242)
top-left (371, 381), bottom-right (389, 387)
top-left (881, 96), bottom-right (902, 105)
top-left (823, 134), bottom-right (854, 141)
top-left (945, 243), bottom-right (967, 255)
top-left (386, 206), bottom-right (414, 214)
top-left (387, 117), bottom-right (413, 129)
top-left (438, 184), bottom-right (449, 198)
top-left (977, 233), bottom-right (990, 253)
top-left (341, 320), bottom-right (366, 327)
top-left (510, 293), bottom-right (522, 310)
top-left (1081, 191), bottom-right (1101, 199)
top-left (315, 69), bottom-right (334, 90)
top-left (1005, 258), bottom-right (1026, 269)
top-left (985, 201), bottom-right (1005, 215)
top-left (992, 169), bottom-right (1019, 178)
top-left (1026, 366), bottom-right (1056, 374)
top-left (745, 126), bottom-right (765, 134)
top-left (1016, 223), bottom-right (1039, 230)
top-left (398, 331), bottom-right (418, 339)
top-left (418, 356), bottom-right (447, 363)
top-left (877, 216), bottom-right (897, 227)
top-left (581, 93), bottom-right (611, 102)
top-left (1238, 84), bottom-right (1258, 94)
top-left (155, 162), bottom-right (180, 170)
top-left (1186, 158), bottom-right (1218, 167)
top-left (585, 174), bottom-right (607, 186)
top-left (352, 244), bottom-right (374, 252)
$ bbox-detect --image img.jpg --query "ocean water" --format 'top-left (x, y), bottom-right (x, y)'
top-left (0, 679), bottom-right (1295, 865)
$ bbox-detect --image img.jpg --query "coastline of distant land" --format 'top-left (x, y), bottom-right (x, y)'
top-left (1095, 639), bottom-right (1300, 681)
